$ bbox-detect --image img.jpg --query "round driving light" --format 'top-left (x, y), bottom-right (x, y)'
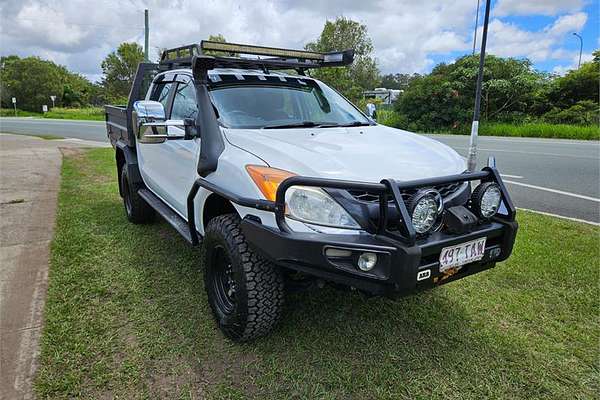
top-left (357, 252), bottom-right (378, 271)
top-left (409, 190), bottom-right (442, 234)
top-left (472, 182), bottom-right (502, 218)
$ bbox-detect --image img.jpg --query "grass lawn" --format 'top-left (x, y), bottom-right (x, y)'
top-left (36, 148), bottom-right (599, 399)
top-left (0, 107), bottom-right (104, 121)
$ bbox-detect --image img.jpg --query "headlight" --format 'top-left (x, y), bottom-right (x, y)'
top-left (472, 182), bottom-right (502, 218)
top-left (409, 190), bottom-right (443, 234)
top-left (285, 186), bottom-right (360, 229)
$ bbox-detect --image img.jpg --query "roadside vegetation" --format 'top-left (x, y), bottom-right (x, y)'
top-left (0, 107), bottom-right (104, 121)
top-left (375, 52), bottom-right (599, 140)
top-left (378, 110), bottom-right (600, 140)
top-left (36, 148), bottom-right (599, 399)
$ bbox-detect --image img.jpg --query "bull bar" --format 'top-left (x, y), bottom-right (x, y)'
top-left (186, 165), bottom-right (518, 296)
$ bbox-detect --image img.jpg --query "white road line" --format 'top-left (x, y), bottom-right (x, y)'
top-left (453, 146), bottom-right (598, 160)
top-left (500, 174), bottom-right (523, 179)
top-left (504, 180), bottom-right (600, 203)
top-left (518, 207), bottom-right (600, 226)
top-left (431, 135), bottom-right (598, 146)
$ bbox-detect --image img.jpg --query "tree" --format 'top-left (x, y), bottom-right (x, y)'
top-left (0, 55), bottom-right (94, 111)
top-left (380, 73), bottom-right (420, 90)
top-left (305, 17), bottom-right (380, 100)
top-left (395, 55), bottom-right (549, 130)
top-left (546, 52), bottom-right (599, 109)
top-left (101, 42), bottom-right (144, 101)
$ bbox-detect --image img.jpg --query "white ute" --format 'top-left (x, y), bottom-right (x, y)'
top-left (105, 41), bottom-right (518, 342)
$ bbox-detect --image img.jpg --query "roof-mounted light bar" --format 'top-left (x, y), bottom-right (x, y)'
top-left (160, 44), bottom-right (201, 63)
top-left (201, 40), bottom-right (325, 60)
top-left (159, 41), bottom-right (354, 71)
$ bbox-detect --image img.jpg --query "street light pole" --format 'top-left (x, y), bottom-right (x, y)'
top-left (467, 0), bottom-right (491, 172)
top-left (472, 0), bottom-right (481, 55)
top-left (573, 32), bottom-right (583, 69)
top-left (144, 9), bottom-right (149, 62)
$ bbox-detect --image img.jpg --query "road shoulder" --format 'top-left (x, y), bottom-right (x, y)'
top-left (0, 134), bottom-right (106, 399)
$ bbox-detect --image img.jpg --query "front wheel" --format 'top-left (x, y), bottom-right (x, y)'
top-left (203, 214), bottom-right (284, 342)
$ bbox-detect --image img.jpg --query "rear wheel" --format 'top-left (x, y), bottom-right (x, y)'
top-left (120, 167), bottom-right (154, 224)
top-left (203, 214), bottom-right (284, 342)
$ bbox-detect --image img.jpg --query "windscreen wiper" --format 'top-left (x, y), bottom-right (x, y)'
top-left (339, 121), bottom-right (372, 127)
top-left (263, 121), bottom-right (341, 129)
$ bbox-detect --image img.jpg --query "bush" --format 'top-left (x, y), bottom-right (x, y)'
top-left (543, 101), bottom-right (599, 125)
top-left (376, 109), bottom-right (407, 128)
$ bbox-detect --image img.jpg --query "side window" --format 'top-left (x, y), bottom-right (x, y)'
top-left (149, 82), bottom-right (173, 115)
top-left (171, 81), bottom-right (198, 120)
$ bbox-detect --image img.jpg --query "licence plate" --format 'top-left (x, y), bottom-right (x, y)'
top-left (439, 237), bottom-right (487, 272)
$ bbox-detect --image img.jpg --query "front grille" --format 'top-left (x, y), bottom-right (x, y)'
top-left (348, 182), bottom-right (464, 204)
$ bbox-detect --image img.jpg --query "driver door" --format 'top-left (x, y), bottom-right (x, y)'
top-left (138, 74), bottom-right (200, 218)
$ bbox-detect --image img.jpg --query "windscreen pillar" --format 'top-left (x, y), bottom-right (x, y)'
top-left (192, 55), bottom-right (224, 177)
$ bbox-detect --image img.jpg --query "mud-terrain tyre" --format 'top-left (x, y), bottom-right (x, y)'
top-left (203, 213), bottom-right (284, 342)
top-left (120, 167), bottom-right (155, 224)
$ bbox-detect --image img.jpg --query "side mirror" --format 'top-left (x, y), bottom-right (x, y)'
top-left (133, 100), bottom-right (197, 143)
top-left (134, 100), bottom-right (165, 123)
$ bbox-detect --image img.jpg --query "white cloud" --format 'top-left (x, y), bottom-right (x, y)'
top-left (552, 52), bottom-right (594, 75)
top-left (494, 0), bottom-right (585, 16)
top-left (546, 12), bottom-right (588, 36)
top-left (480, 13), bottom-right (588, 63)
top-left (0, 0), bottom-right (482, 78)
top-left (0, 0), bottom-right (592, 81)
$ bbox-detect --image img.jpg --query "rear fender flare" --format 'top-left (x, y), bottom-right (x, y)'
top-left (116, 141), bottom-right (143, 196)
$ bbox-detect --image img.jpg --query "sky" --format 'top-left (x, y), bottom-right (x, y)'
top-left (0, 0), bottom-right (598, 82)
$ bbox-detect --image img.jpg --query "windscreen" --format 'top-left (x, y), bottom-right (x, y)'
top-left (209, 78), bottom-right (371, 129)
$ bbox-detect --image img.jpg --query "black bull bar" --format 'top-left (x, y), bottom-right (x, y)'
top-left (184, 166), bottom-right (517, 295)
top-left (186, 165), bottom-right (516, 246)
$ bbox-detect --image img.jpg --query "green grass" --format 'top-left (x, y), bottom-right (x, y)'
top-left (43, 107), bottom-right (104, 121)
top-left (0, 131), bottom-right (64, 140)
top-left (36, 148), bottom-right (600, 399)
top-left (0, 107), bottom-right (104, 121)
top-left (33, 134), bottom-right (64, 140)
top-left (0, 108), bottom-right (40, 117)
top-left (377, 110), bottom-right (600, 140)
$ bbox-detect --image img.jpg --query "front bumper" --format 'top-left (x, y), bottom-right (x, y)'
top-left (191, 164), bottom-right (518, 296)
top-left (242, 216), bottom-right (517, 296)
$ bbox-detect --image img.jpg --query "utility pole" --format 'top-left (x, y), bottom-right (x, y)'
top-left (144, 9), bottom-right (149, 62)
top-left (467, 0), bottom-right (491, 172)
top-left (472, 0), bottom-right (481, 55)
top-left (573, 32), bottom-right (583, 69)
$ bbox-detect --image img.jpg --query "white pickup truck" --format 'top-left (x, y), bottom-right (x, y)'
top-left (105, 41), bottom-right (518, 342)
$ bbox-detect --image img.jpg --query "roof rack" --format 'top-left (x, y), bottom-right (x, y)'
top-left (159, 40), bottom-right (354, 72)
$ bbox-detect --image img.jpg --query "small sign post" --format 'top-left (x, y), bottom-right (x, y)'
top-left (42, 105), bottom-right (48, 113)
top-left (12, 97), bottom-right (17, 117)
top-left (50, 95), bottom-right (56, 108)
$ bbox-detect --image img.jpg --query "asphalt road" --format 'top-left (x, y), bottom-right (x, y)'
top-left (1, 117), bottom-right (598, 224)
